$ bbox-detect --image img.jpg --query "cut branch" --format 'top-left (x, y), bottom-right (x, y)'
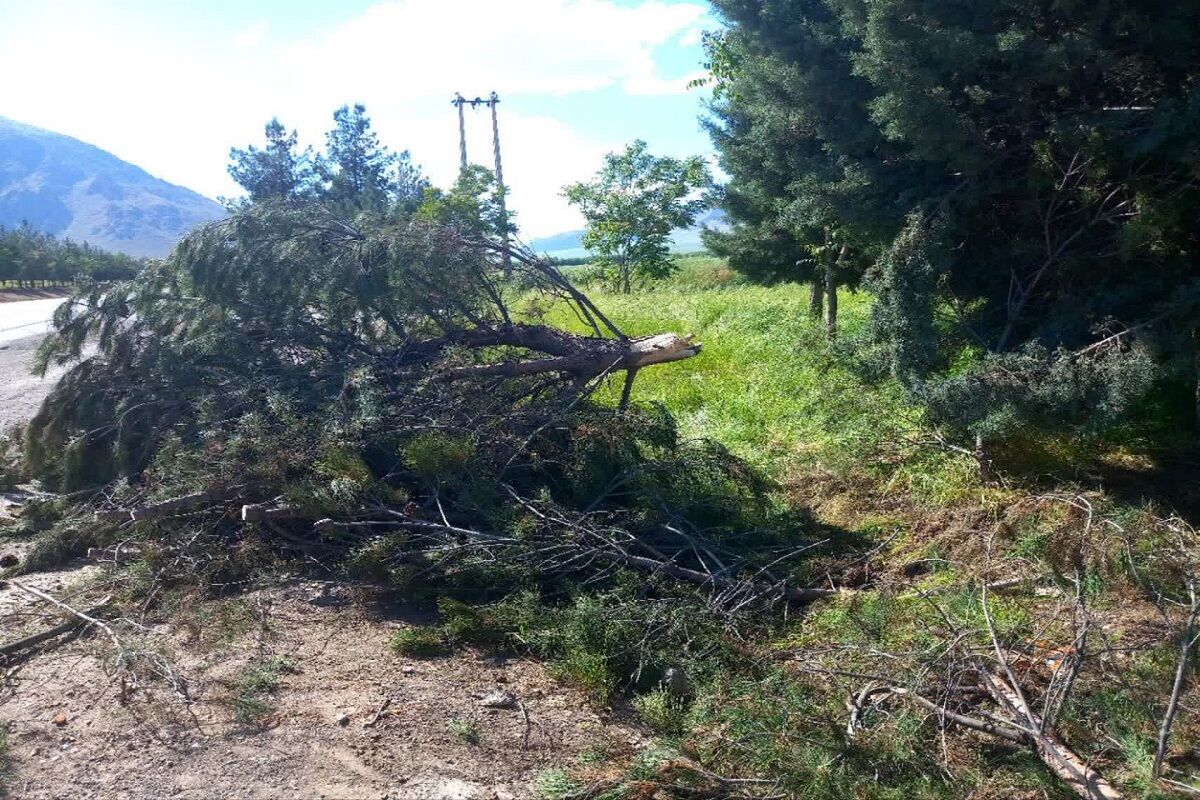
top-left (0, 599), bottom-right (113, 661)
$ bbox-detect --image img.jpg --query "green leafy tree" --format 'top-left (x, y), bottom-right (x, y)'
top-left (564, 141), bottom-right (710, 293)
top-left (417, 164), bottom-right (514, 239)
top-left (709, 0), bottom-right (1200, 471)
top-left (0, 225), bottom-right (142, 287)
top-left (227, 118), bottom-right (314, 204)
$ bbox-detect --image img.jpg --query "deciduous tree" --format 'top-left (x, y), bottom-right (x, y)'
top-left (564, 141), bottom-right (710, 294)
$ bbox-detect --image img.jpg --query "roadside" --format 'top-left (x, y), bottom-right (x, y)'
top-left (0, 580), bottom-right (641, 800)
top-left (0, 333), bottom-right (72, 433)
top-left (0, 288), bottom-right (72, 304)
top-left (0, 298), bottom-right (67, 346)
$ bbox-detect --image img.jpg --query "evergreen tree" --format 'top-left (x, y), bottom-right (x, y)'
top-left (564, 141), bottom-right (710, 294)
top-left (227, 118), bottom-right (314, 203)
top-left (317, 104), bottom-right (399, 214)
top-left (417, 164), bottom-right (514, 240)
top-left (708, 0), bottom-right (1200, 466)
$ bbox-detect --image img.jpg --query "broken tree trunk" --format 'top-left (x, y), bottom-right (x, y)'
top-left (440, 330), bottom-right (701, 383)
top-left (982, 671), bottom-right (1124, 800)
top-left (95, 490), bottom-right (232, 523)
top-left (850, 676), bottom-right (1123, 800)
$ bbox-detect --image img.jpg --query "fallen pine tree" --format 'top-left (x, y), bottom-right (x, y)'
top-left (16, 203), bottom-right (834, 611)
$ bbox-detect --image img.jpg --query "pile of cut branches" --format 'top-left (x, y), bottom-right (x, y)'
top-left (14, 204), bottom-right (830, 612)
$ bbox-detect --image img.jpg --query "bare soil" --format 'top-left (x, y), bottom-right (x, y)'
top-left (0, 578), bottom-right (644, 800)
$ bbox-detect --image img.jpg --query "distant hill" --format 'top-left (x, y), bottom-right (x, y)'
top-left (0, 116), bottom-right (225, 258)
top-left (529, 208), bottom-right (728, 260)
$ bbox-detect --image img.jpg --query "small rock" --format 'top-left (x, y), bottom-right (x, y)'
top-left (0, 553), bottom-right (17, 568)
top-left (663, 665), bottom-right (689, 698)
top-left (479, 689), bottom-right (518, 709)
top-left (336, 713), bottom-right (351, 726)
top-left (52, 712), bottom-right (69, 727)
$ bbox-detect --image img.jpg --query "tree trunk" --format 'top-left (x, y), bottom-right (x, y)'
top-left (975, 433), bottom-right (992, 483)
top-left (825, 254), bottom-right (840, 340)
top-left (809, 280), bottom-right (824, 320)
top-left (1194, 328), bottom-right (1200, 433)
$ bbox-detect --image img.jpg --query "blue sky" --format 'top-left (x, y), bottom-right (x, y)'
top-left (0, 0), bottom-right (719, 236)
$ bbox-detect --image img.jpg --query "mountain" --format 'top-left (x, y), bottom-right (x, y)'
top-left (0, 116), bottom-right (225, 258)
top-left (529, 208), bottom-right (728, 260)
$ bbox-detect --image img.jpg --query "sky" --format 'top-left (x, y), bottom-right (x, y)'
top-left (0, 0), bottom-right (720, 238)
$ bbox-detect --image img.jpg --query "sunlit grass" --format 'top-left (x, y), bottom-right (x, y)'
top-left (545, 257), bottom-right (916, 480)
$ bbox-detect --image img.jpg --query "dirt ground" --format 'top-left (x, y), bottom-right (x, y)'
top-left (0, 575), bottom-right (643, 800)
top-left (0, 335), bottom-right (647, 799)
top-left (0, 334), bottom-right (73, 433)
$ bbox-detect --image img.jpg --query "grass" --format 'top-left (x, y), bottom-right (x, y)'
top-left (542, 257), bottom-right (974, 504)
top-left (389, 626), bottom-right (449, 657)
top-left (233, 656), bottom-right (293, 725)
top-left (523, 256), bottom-right (1199, 798)
top-left (447, 716), bottom-right (480, 745)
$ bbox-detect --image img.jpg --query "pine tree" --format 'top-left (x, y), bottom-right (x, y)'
top-left (317, 104), bottom-right (399, 214)
top-left (228, 118), bottom-right (314, 203)
top-left (709, 0), bottom-right (1200, 464)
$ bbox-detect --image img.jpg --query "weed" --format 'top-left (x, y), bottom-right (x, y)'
top-left (536, 768), bottom-right (582, 799)
top-left (447, 716), bottom-right (480, 745)
top-left (437, 597), bottom-right (506, 646)
top-left (234, 656), bottom-right (293, 725)
top-left (389, 627), bottom-right (448, 658)
top-left (633, 688), bottom-right (688, 736)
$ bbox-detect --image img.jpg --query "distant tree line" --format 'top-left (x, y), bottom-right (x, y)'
top-left (704, 0), bottom-right (1200, 471)
top-left (0, 225), bottom-right (143, 288)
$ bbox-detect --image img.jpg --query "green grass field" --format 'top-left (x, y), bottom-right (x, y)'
top-left (550, 258), bottom-right (903, 468)
top-left (546, 256), bottom-right (979, 507)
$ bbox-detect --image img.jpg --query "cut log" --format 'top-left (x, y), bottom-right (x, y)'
top-left (241, 503), bottom-right (306, 523)
top-left (95, 489), bottom-right (229, 523)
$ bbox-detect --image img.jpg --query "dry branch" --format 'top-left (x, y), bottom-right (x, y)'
top-left (439, 330), bottom-right (701, 383)
top-left (241, 503), bottom-right (306, 523)
top-left (0, 598), bottom-right (112, 661)
top-left (95, 490), bottom-right (231, 523)
top-left (9, 581), bottom-right (124, 651)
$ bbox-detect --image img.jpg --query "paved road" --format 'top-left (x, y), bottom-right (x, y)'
top-left (0, 297), bottom-right (67, 344)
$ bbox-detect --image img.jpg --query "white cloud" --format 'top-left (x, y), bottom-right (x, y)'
top-left (233, 20), bottom-right (269, 51)
top-left (677, 26), bottom-right (704, 47)
top-left (0, 0), bottom-right (706, 237)
top-left (281, 0), bottom-right (706, 101)
top-left (623, 70), bottom-right (707, 96)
